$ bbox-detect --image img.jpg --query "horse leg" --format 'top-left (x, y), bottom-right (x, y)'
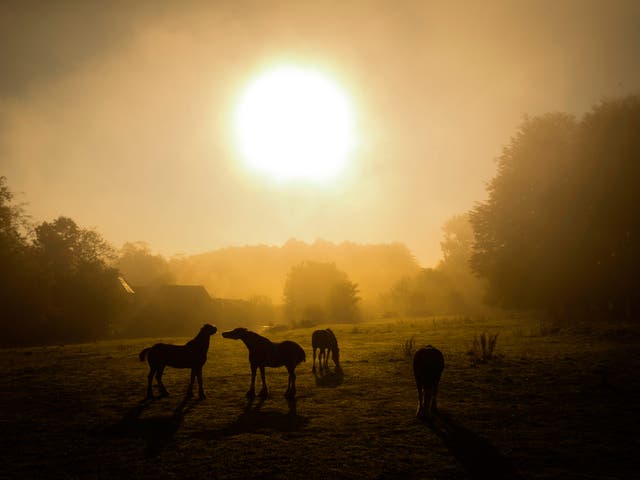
top-left (425, 387), bottom-right (434, 419)
top-left (196, 368), bottom-right (206, 400)
top-left (416, 384), bottom-right (424, 418)
top-left (285, 366), bottom-right (296, 399)
top-left (432, 384), bottom-right (439, 414)
top-left (157, 366), bottom-right (169, 396)
top-left (146, 366), bottom-right (156, 399)
top-left (318, 349), bottom-right (325, 372)
top-left (187, 368), bottom-right (196, 397)
top-left (246, 364), bottom-right (257, 399)
top-left (312, 347), bottom-right (317, 372)
top-left (324, 348), bottom-right (329, 370)
top-left (258, 366), bottom-right (268, 398)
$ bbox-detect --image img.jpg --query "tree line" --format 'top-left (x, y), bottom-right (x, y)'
top-left (469, 96), bottom-right (640, 318)
top-left (0, 185), bottom-right (121, 345)
top-left (3, 95), bottom-right (636, 344)
top-left (0, 174), bottom-right (476, 344)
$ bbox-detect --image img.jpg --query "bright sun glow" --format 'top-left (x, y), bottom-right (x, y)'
top-left (234, 65), bottom-right (356, 182)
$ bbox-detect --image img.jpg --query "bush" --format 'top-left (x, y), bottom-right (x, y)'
top-left (402, 336), bottom-right (416, 359)
top-left (468, 332), bottom-right (499, 362)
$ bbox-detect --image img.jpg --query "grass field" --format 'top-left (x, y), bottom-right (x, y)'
top-left (1, 314), bottom-right (639, 479)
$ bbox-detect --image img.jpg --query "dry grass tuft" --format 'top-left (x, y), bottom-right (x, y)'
top-left (402, 336), bottom-right (416, 359)
top-left (468, 332), bottom-right (499, 362)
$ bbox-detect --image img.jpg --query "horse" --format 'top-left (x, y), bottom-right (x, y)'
top-left (222, 327), bottom-right (306, 399)
top-left (139, 324), bottom-right (217, 400)
top-left (413, 345), bottom-right (444, 420)
top-left (311, 328), bottom-right (341, 372)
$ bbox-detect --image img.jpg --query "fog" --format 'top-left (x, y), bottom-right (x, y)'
top-left (2, 0), bottom-right (638, 265)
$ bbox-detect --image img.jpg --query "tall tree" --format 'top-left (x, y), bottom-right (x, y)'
top-left (116, 241), bottom-right (175, 286)
top-left (0, 176), bottom-right (39, 344)
top-left (33, 216), bottom-right (120, 340)
top-left (283, 261), bottom-right (360, 325)
top-left (469, 96), bottom-right (640, 316)
top-left (438, 213), bottom-right (484, 309)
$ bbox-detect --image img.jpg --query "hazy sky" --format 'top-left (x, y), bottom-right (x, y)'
top-left (2, 0), bottom-right (639, 266)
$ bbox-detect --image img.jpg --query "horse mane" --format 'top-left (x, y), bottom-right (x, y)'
top-left (326, 328), bottom-right (338, 348)
top-left (187, 327), bottom-right (207, 346)
top-left (240, 329), bottom-right (271, 349)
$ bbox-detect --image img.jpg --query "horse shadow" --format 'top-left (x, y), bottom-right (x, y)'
top-left (102, 395), bottom-right (197, 456)
top-left (195, 397), bottom-right (308, 440)
top-left (313, 368), bottom-right (344, 388)
top-left (426, 411), bottom-right (522, 480)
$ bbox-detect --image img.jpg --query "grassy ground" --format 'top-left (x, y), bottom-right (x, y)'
top-left (1, 314), bottom-right (639, 479)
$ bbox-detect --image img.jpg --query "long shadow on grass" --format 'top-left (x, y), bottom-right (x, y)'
top-left (196, 397), bottom-right (308, 440)
top-left (313, 368), bottom-right (344, 387)
top-left (102, 395), bottom-right (197, 456)
top-left (428, 411), bottom-right (522, 480)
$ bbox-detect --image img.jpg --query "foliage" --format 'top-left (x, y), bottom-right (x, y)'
top-left (283, 261), bottom-right (360, 326)
top-left (116, 242), bottom-right (175, 286)
top-left (32, 216), bottom-right (120, 341)
top-left (437, 213), bottom-right (485, 310)
top-left (386, 268), bottom-right (466, 317)
top-left (170, 240), bottom-right (419, 311)
top-left (468, 332), bottom-right (499, 362)
top-left (0, 176), bottom-right (40, 343)
top-left (470, 96), bottom-right (640, 317)
top-left (0, 179), bottom-right (120, 345)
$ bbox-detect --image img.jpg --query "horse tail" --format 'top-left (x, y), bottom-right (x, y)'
top-left (139, 347), bottom-right (151, 362)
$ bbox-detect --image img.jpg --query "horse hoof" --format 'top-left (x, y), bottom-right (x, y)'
top-left (246, 391), bottom-right (255, 399)
top-left (258, 390), bottom-right (268, 398)
top-left (284, 392), bottom-right (295, 399)
top-left (198, 395), bottom-right (206, 401)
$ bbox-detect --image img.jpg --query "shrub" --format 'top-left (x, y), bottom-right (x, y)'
top-left (468, 332), bottom-right (499, 362)
top-left (402, 336), bottom-right (416, 359)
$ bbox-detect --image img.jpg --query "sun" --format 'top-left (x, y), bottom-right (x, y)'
top-left (233, 65), bottom-right (357, 182)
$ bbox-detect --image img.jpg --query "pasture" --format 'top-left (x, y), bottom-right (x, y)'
top-left (1, 315), bottom-right (638, 479)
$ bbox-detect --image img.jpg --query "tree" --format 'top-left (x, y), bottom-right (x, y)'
top-left (575, 96), bottom-right (640, 315)
top-left (33, 216), bottom-right (120, 340)
top-left (283, 261), bottom-right (360, 326)
top-left (388, 268), bottom-right (464, 317)
top-left (469, 96), bottom-right (640, 316)
top-left (116, 241), bottom-right (175, 286)
top-left (0, 176), bottom-right (40, 344)
top-left (437, 213), bottom-right (484, 310)
top-left (470, 112), bottom-right (577, 308)
top-left (439, 213), bottom-right (475, 274)
top-left (0, 176), bottom-right (28, 256)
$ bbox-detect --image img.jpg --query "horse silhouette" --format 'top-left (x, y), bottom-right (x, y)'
top-left (139, 324), bottom-right (217, 400)
top-left (413, 345), bottom-right (444, 419)
top-left (222, 327), bottom-right (306, 399)
top-left (311, 328), bottom-right (341, 372)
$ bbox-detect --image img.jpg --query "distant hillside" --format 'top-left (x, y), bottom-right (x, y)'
top-left (169, 239), bottom-right (421, 308)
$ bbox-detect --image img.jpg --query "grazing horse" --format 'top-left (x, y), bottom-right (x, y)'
top-left (413, 345), bottom-right (444, 419)
top-left (311, 328), bottom-right (341, 372)
top-left (139, 324), bottom-right (217, 400)
top-left (222, 327), bottom-right (306, 399)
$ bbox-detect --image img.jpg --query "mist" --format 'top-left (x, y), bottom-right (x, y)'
top-left (2, 2), bottom-right (640, 479)
top-left (3, 0), bottom-right (639, 266)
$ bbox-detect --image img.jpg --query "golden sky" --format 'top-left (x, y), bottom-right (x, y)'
top-left (1, 0), bottom-right (639, 266)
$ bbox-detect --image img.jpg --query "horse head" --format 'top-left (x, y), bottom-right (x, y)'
top-left (202, 324), bottom-right (218, 336)
top-left (222, 327), bottom-right (248, 340)
top-left (333, 346), bottom-right (341, 369)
